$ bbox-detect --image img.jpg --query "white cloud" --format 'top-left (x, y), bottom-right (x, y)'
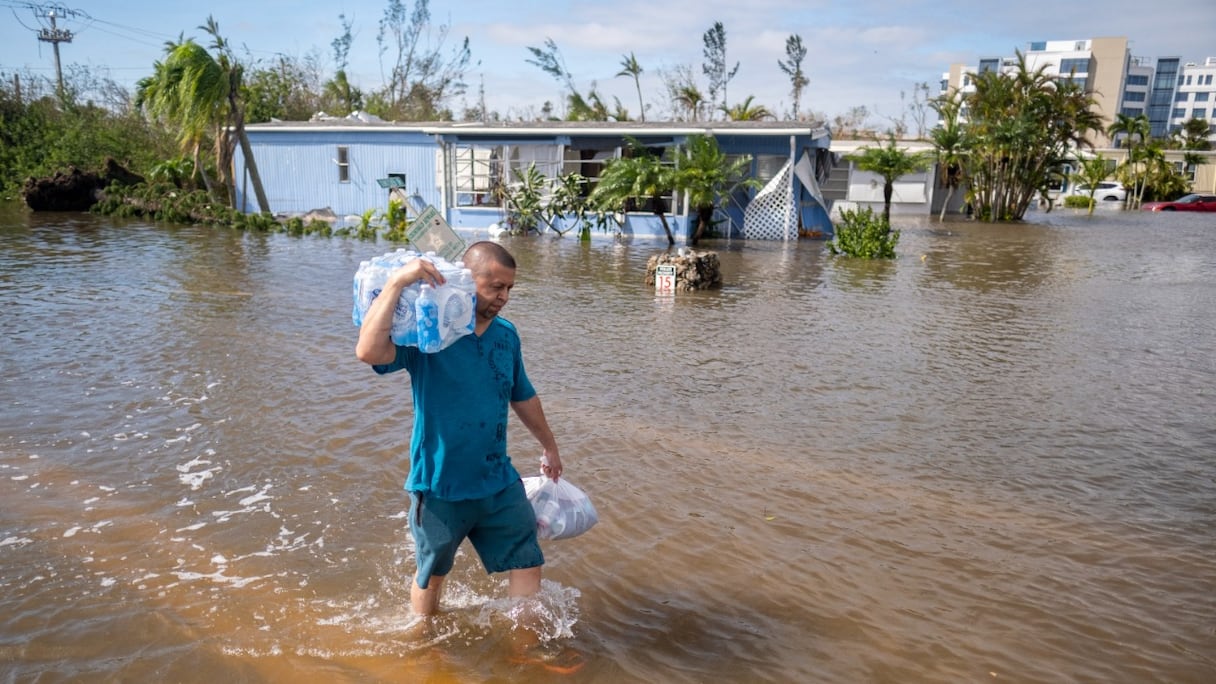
top-left (2, 0), bottom-right (1212, 127)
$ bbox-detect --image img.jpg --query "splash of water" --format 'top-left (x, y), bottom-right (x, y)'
top-left (475, 579), bottom-right (582, 642)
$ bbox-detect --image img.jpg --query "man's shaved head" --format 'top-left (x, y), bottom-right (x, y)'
top-left (464, 241), bottom-right (516, 274)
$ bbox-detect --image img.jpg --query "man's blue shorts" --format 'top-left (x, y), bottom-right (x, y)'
top-left (408, 478), bottom-right (544, 589)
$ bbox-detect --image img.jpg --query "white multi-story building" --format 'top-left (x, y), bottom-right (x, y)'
top-left (1171, 57), bottom-right (1216, 140)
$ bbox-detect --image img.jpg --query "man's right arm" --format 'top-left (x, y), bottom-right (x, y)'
top-left (355, 259), bottom-right (445, 366)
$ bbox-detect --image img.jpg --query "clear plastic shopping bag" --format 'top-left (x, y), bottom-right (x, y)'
top-left (523, 474), bottom-right (598, 540)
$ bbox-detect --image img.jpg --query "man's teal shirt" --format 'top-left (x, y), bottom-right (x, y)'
top-left (374, 317), bottom-right (536, 500)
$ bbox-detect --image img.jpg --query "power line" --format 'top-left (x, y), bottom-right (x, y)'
top-left (2, 0), bottom-right (187, 92)
top-left (20, 2), bottom-right (82, 96)
top-left (4, 3), bottom-right (84, 89)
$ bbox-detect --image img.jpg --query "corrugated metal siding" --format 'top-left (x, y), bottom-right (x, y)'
top-left (234, 125), bottom-right (833, 236)
top-left (235, 130), bottom-right (441, 217)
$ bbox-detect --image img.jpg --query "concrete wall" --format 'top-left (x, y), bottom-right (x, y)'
top-left (1089, 37), bottom-right (1130, 148)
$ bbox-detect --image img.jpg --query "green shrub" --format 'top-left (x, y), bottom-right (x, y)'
top-left (1062, 195), bottom-right (1092, 210)
top-left (502, 164), bottom-right (547, 234)
top-left (828, 206), bottom-right (899, 259)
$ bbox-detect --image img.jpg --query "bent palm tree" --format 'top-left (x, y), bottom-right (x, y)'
top-left (200, 17), bottom-right (270, 214)
top-left (322, 69), bottom-right (363, 116)
top-left (136, 18), bottom-right (270, 214)
top-left (136, 52), bottom-right (218, 198)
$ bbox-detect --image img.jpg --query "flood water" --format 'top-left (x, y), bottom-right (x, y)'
top-left (1, 204), bottom-right (1214, 683)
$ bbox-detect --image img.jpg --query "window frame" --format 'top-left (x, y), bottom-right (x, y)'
top-left (337, 146), bottom-right (350, 183)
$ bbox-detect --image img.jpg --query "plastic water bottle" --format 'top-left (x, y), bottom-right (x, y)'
top-left (415, 283), bottom-right (441, 353)
top-left (439, 282), bottom-right (472, 344)
top-left (352, 260), bottom-right (370, 325)
top-left (390, 286), bottom-right (419, 346)
top-left (353, 259), bottom-right (388, 326)
top-left (536, 498), bottom-right (564, 538)
top-left (458, 268), bottom-right (476, 334)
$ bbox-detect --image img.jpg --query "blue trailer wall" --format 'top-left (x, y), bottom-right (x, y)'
top-left (234, 128), bottom-right (441, 218)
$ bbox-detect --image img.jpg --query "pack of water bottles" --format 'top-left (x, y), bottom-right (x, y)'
top-left (352, 249), bottom-right (477, 353)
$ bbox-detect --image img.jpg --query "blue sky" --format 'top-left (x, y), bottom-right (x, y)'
top-left (2, 0), bottom-right (1213, 127)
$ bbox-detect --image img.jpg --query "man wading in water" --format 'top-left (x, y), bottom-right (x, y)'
top-left (355, 240), bottom-right (583, 673)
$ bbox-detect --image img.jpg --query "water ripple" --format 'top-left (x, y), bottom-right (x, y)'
top-left (1, 212), bottom-right (1214, 682)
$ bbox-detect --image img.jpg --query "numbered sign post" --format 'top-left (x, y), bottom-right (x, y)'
top-left (655, 264), bottom-right (677, 295)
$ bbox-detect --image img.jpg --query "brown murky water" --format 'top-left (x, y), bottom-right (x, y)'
top-left (2, 205), bottom-right (1214, 683)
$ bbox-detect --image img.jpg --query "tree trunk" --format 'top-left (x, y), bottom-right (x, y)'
top-left (690, 206), bottom-right (715, 245)
top-left (882, 181), bottom-right (893, 225)
top-left (634, 77), bottom-right (645, 122)
top-left (656, 209), bottom-right (675, 246)
top-left (192, 143), bottom-right (216, 198)
top-left (225, 86), bottom-right (271, 214)
top-left (939, 184), bottom-right (954, 222)
top-left (236, 123), bottom-right (271, 214)
top-left (214, 128), bottom-right (236, 208)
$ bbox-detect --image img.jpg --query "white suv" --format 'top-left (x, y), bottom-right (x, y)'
top-left (1070, 181), bottom-right (1127, 202)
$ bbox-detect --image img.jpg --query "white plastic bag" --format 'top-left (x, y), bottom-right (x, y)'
top-left (523, 475), bottom-right (598, 540)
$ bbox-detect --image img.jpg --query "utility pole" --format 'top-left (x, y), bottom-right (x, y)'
top-left (37, 9), bottom-right (73, 98)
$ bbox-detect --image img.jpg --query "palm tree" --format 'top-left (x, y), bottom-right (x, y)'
top-left (321, 69), bottom-right (364, 116)
top-left (959, 51), bottom-right (1101, 221)
top-left (137, 19), bottom-right (270, 214)
top-left (928, 93), bottom-right (966, 221)
top-left (567, 88), bottom-right (611, 121)
top-left (669, 134), bottom-right (760, 245)
top-left (1171, 118), bottom-right (1210, 193)
top-left (136, 49), bottom-right (218, 198)
top-left (617, 52), bottom-right (645, 123)
top-left (1071, 154), bottom-right (1111, 216)
top-left (1108, 112), bottom-right (1151, 149)
top-left (1107, 113), bottom-right (1150, 209)
top-left (721, 95), bottom-right (773, 121)
top-left (589, 144), bottom-right (676, 245)
top-left (1181, 150), bottom-right (1207, 191)
top-left (1127, 140), bottom-right (1174, 202)
top-left (675, 85), bottom-right (705, 122)
top-left (846, 133), bottom-right (933, 225)
top-left (1176, 117), bottom-right (1213, 151)
top-left (199, 16), bottom-right (270, 214)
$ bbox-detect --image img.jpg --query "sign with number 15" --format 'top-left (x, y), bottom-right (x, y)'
top-left (655, 264), bottom-right (677, 294)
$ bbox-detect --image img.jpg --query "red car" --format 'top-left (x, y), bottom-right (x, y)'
top-left (1140, 193), bottom-right (1216, 212)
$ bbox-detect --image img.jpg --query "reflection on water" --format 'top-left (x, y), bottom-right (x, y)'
top-left (1, 206), bottom-right (1214, 682)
